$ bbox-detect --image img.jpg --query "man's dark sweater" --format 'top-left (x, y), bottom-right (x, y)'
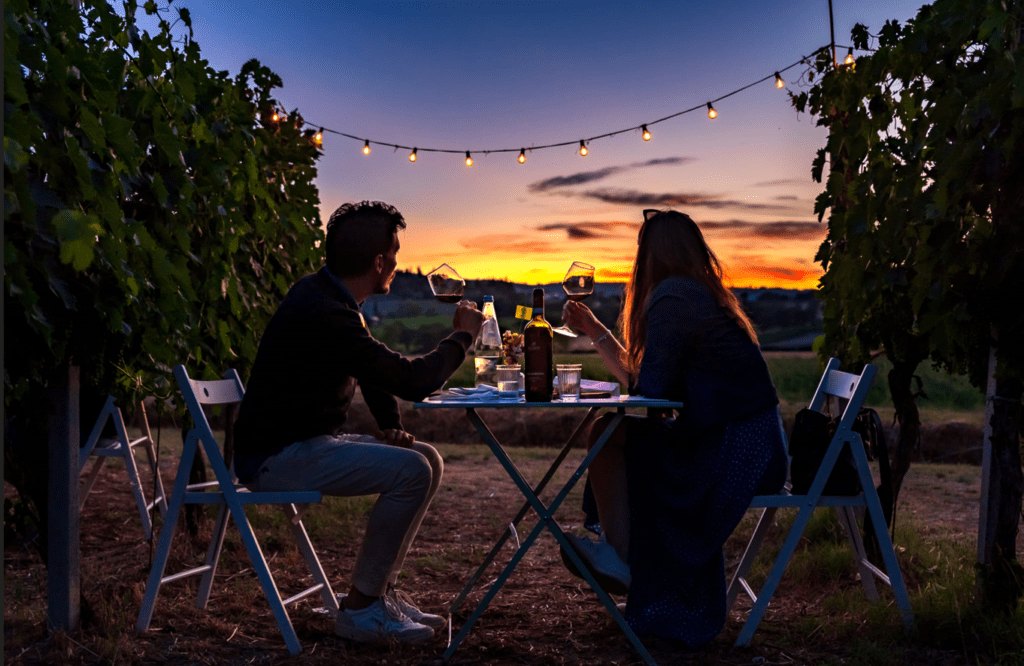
top-left (233, 267), bottom-right (472, 481)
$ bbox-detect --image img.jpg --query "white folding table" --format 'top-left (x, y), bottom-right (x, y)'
top-left (414, 393), bottom-right (683, 665)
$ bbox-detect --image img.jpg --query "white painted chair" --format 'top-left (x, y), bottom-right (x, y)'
top-left (136, 365), bottom-right (338, 655)
top-left (727, 358), bottom-right (914, 646)
top-left (79, 397), bottom-right (167, 539)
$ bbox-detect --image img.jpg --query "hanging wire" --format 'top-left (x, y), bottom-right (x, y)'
top-left (293, 45), bottom-right (849, 159)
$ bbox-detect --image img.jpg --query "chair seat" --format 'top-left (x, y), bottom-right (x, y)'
top-left (749, 490), bottom-right (868, 508)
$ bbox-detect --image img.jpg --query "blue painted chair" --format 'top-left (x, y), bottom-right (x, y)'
top-left (727, 358), bottom-right (914, 646)
top-left (136, 365), bottom-right (338, 655)
top-left (79, 396), bottom-right (167, 540)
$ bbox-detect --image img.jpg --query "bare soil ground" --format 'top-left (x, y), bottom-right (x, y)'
top-left (3, 406), bottom-right (1014, 666)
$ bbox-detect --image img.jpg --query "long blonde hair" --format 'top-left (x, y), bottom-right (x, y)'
top-left (619, 209), bottom-right (758, 372)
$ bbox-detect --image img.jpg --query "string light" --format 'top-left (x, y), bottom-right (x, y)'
top-left (271, 109), bottom-right (280, 122)
top-left (289, 46), bottom-right (843, 165)
top-left (844, 48), bottom-right (854, 66)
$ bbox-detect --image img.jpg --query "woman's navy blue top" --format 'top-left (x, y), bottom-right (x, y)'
top-left (632, 276), bottom-right (778, 430)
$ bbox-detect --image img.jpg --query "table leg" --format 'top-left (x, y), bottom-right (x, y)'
top-left (447, 408), bottom-right (601, 617)
top-left (444, 407), bottom-right (658, 666)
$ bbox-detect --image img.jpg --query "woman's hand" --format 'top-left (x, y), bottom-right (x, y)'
top-left (562, 300), bottom-right (603, 339)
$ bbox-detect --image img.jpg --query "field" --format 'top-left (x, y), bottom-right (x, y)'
top-left (4, 353), bottom-right (1021, 665)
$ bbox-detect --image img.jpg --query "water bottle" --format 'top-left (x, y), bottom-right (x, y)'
top-left (475, 295), bottom-right (502, 388)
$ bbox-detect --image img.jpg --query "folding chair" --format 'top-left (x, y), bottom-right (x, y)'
top-left (727, 358), bottom-right (914, 646)
top-left (136, 365), bottom-right (338, 655)
top-left (79, 396), bottom-right (167, 539)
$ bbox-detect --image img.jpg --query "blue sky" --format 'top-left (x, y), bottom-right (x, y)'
top-left (147, 0), bottom-right (927, 286)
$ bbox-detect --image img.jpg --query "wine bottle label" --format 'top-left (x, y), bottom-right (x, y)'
top-left (515, 305), bottom-right (533, 320)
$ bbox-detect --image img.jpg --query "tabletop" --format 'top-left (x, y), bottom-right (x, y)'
top-left (414, 394), bottom-right (684, 410)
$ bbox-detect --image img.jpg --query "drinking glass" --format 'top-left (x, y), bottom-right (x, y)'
top-left (552, 261), bottom-right (595, 337)
top-left (556, 364), bottom-right (582, 402)
top-left (427, 263), bottom-right (465, 303)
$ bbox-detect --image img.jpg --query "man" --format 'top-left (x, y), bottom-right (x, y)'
top-left (233, 201), bottom-right (484, 644)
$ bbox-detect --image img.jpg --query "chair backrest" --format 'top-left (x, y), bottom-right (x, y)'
top-left (807, 357), bottom-right (877, 437)
top-left (173, 364), bottom-right (244, 446)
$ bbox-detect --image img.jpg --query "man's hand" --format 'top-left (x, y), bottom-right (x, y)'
top-left (453, 300), bottom-right (485, 338)
top-left (375, 428), bottom-right (415, 448)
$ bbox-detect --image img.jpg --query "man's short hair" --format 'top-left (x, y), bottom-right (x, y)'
top-left (325, 201), bottom-right (407, 277)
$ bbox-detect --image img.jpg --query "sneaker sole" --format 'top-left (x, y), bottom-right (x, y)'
top-left (559, 543), bottom-right (630, 596)
top-left (334, 622), bottom-right (434, 644)
top-left (340, 592), bottom-right (448, 631)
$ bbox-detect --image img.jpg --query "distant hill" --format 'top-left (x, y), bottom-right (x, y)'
top-left (365, 271), bottom-right (822, 350)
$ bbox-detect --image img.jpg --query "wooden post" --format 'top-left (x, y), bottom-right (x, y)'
top-left (978, 341), bottom-right (996, 564)
top-left (47, 363), bottom-right (81, 631)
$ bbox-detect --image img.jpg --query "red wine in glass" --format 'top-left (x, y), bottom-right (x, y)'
top-left (427, 263), bottom-right (466, 304)
top-left (554, 261), bottom-right (595, 337)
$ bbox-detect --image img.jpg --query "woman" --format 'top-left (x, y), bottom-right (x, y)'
top-left (560, 209), bottom-right (788, 647)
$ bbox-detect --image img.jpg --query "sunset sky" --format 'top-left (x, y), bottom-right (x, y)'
top-left (151, 0), bottom-right (926, 288)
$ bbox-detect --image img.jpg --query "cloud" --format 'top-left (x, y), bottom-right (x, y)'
top-left (751, 178), bottom-right (810, 187)
top-left (774, 195), bottom-right (799, 201)
top-left (579, 188), bottom-right (799, 212)
top-left (527, 156), bottom-right (691, 193)
top-left (698, 219), bottom-right (825, 240)
top-left (528, 167), bottom-right (626, 193)
top-left (535, 220), bottom-right (639, 240)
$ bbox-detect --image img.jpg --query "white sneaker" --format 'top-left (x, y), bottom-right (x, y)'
top-left (387, 588), bottom-right (448, 630)
top-left (560, 533), bottom-right (631, 595)
top-left (334, 595), bottom-right (434, 644)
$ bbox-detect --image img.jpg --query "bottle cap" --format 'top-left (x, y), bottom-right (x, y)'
top-left (483, 295), bottom-right (494, 303)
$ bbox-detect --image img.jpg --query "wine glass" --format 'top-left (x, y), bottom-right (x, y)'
top-left (552, 261), bottom-right (595, 337)
top-left (427, 263), bottom-right (465, 303)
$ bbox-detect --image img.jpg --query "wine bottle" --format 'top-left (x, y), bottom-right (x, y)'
top-left (523, 288), bottom-right (553, 402)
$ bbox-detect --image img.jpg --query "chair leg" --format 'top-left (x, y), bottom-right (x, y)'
top-left (736, 504), bottom-right (818, 647)
top-left (226, 497), bottom-right (303, 655)
top-left (122, 439), bottom-right (155, 540)
top-left (137, 401), bottom-right (168, 519)
top-left (136, 433), bottom-right (199, 633)
top-left (197, 503), bottom-right (232, 609)
top-left (836, 506), bottom-right (879, 601)
top-left (79, 456), bottom-right (107, 511)
top-left (282, 503), bottom-right (338, 611)
top-left (727, 506), bottom-right (778, 611)
top-left (852, 446), bottom-right (915, 629)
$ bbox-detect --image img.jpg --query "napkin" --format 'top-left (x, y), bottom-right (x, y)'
top-left (439, 385), bottom-right (501, 401)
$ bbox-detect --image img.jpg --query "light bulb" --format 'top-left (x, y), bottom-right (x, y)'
top-left (409, 148), bottom-right (417, 162)
top-left (465, 151), bottom-right (473, 167)
top-left (641, 124), bottom-right (651, 141)
top-left (271, 110), bottom-right (280, 122)
top-left (707, 102), bottom-right (717, 119)
top-left (578, 140), bottom-right (588, 156)
top-left (844, 48), bottom-right (854, 66)
top-left (363, 140), bottom-right (371, 155)
top-left (774, 72), bottom-right (785, 89)
top-left (314, 128), bottom-right (324, 146)
top-left (518, 148), bottom-right (526, 164)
